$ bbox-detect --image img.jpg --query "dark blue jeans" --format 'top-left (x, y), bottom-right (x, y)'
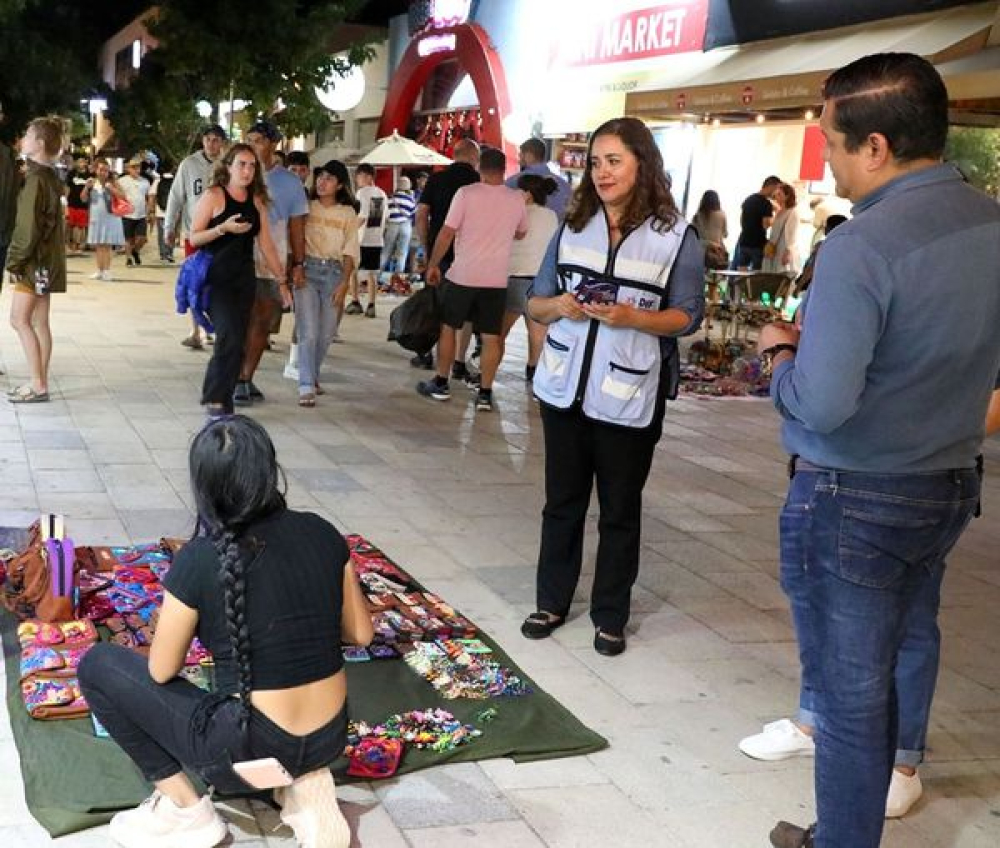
top-left (780, 466), bottom-right (979, 848)
top-left (731, 244), bottom-right (763, 270)
top-left (78, 643), bottom-right (347, 794)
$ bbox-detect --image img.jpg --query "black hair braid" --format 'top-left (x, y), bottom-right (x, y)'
top-left (214, 528), bottom-right (253, 729)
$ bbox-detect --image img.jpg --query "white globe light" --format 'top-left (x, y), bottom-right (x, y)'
top-left (315, 64), bottom-right (365, 113)
top-left (196, 100), bottom-right (212, 118)
top-left (501, 112), bottom-right (531, 145)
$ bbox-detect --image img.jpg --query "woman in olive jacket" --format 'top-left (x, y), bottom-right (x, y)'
top-left (4, 116), bottom-right (66, 404)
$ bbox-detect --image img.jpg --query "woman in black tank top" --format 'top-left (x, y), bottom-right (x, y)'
top-left (185, 143), bottom-right (285, 417)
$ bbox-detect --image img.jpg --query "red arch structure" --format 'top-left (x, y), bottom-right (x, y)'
top-left (377, 23), bottom-right (516, 166)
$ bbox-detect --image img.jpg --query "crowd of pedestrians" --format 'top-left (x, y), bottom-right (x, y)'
top-left (1, 50), bottom-right (1000, 848)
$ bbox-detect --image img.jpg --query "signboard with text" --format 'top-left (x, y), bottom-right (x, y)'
top-left (550, 1), bottom-right (709, 68)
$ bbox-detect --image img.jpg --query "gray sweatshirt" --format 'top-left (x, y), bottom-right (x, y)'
top-left (164, 150), bottom-right (216, 241)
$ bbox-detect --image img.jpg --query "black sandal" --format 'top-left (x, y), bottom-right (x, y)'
top-left (593, 628), bottom-right (627, 657)
top-left (520, 611), bottom-right (565, 640)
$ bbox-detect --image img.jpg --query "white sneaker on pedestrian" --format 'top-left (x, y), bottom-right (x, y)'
top-left (885, 769), bottom-right (922, 818)
top-left (101, 270), bottom-right (113, 281)
top-left (89, 271), bottom-right (103, 280)
top-left (739, 719), bottom-right (815, 761)
top-left (274, 768), bottom-right (350, 848)
top-left (108, 791), bottom-right (228, 848)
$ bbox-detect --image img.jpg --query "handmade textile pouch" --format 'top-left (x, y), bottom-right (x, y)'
top-left (19, 618), bottom-right (97, 720)
top-left (347, 738), bottom-right (403, 779)
top-left (22, 675), bottom-right (89, 720)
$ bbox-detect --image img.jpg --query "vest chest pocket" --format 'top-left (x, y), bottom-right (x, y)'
top-left (597, 360), bottom-right (658, 424)
top-left (535, 332), bottom-right (578, 400)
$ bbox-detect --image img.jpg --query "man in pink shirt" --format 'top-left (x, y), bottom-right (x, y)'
top-left (417, 147), bottom-right (527, 412)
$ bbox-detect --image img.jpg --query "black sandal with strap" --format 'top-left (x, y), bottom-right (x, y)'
top-left (520, 611), bottom-right (565, 640)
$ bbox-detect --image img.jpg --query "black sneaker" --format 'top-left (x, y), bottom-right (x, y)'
top-left (132, 251), bottom-right (141, 266)
top-left (247, 381), bottom-right (264, 401)
top-left (476, 388), bottom-right (493, 411)
top-left (233, 382), bottom-right (252, 406)
top-left (451, 362), bottom-right (469, 380)
top-left (365, 304), bottom-right (376, 318)
top-left (126, 257), bottom-right (134, 267)
top-left (410, 352), bottom-right (434, 370)
top-left (416, 377), bottom-right (450, 402)
top-left (464, 370), bottom-right (482, 390)
top-left (345, 300), bottom-right (363, 315)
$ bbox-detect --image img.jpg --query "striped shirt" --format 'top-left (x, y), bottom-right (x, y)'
top-left (388, 190), bottom-right (416, 224)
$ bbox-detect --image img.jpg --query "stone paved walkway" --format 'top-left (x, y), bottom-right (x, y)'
top-left (0, 254), bottom-right (998, 846)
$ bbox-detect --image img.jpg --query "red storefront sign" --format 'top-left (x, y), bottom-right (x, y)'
top-left (799, 124), bottom-right (826, 182)
top-left (551, 1), bottom-right (709, 67)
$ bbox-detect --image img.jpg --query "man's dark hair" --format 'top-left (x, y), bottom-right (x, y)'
top-left (519, 137), bottom-right (546, 163)
top-left (479, 146), bottom-right (506, 174)
top-left (356, 162), bottom-right (375, 178)
top-left (761, 175), bottom-right (782, 190)
top-left (286, 150), bottom-right (310, 168)
top-left (823, 52), bottom-right (948, 162)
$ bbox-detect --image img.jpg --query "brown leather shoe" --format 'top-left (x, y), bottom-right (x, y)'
top-left (769, 821), bottom-right (815, 848)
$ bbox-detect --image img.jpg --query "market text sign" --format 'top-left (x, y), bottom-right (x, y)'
top-left (552, 1), bottom-right (708, 67)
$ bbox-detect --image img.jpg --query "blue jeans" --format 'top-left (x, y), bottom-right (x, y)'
top-left (731, 244), bottom-right (763, 270)
top-left (382, 221), bottom-right (412, 273)
top-left (295, 258), bottom-right (344, 394)
top-left (780, 465), bottom-right (979, 848)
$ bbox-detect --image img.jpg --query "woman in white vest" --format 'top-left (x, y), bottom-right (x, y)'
top-left (520, 117), bottom-right (704, 657)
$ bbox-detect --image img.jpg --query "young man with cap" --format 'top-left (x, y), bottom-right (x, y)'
top-left (165, 124), bottom-right (227, 347)
top-left (118, 157), bottom-right (152, 266)
top-left (346, 163), bottom-right (387, 318)
top-left (234, 120), bottom-right (308, 406)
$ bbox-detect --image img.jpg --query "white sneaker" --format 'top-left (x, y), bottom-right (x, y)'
top-left (274, 768), bottom-right (350, 848)
top-left (885, 769), bottom-right (922, 818)
top-left (738, 718), bottom-right (816, 761)
top-left (101, 270), bottom-right (113, 281)
top-left (109, 792), bottom-right (228, 848)
top-left (89, 271), bottom-right (103, 280)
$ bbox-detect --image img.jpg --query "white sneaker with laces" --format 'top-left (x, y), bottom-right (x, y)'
top-left (738, 718), bottom-right (816, 761)
top-left (885, 769), bottom-right (922, 818)
top-left (108, 791), bottom-right (228, 848)
top-left (274, 768), bottom-right (350, 848)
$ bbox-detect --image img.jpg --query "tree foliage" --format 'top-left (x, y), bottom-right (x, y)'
top-left (107, 0), bottom-right (377, 164)
top-left (945, 126), bottom-right (1000, 199)
top-left (0, 1), bottom-right (100, 142)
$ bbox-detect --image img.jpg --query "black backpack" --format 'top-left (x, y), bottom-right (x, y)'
top-left (155, 174), bottom-right (174, 210)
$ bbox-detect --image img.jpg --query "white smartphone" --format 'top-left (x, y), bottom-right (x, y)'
top-left (231, 757), bottom-right (294, 790)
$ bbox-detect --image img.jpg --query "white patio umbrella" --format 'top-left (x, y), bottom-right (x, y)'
top-left (359, 130), bottom-right (452, 167)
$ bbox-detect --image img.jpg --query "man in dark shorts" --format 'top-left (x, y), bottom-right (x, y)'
top-left (411, 139), bottom-right (480, 369)
top-left (345, 163), bottom-right (387, 318)
top-left (64, 155), bottom-right (91, 253)
top-left (416, 147), bottom-right (527, 412)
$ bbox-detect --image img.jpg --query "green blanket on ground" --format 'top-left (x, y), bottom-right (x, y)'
top-left (2, 536), bottom-right (606, 838)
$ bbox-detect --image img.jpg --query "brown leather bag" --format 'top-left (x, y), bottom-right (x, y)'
top-left (0, 521), bottom-right (75, 622)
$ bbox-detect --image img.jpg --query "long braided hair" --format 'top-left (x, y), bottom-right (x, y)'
top-left (189, 416), bottom-right (286, 728)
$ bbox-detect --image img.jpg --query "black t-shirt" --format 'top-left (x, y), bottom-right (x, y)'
top-left (420, 162), bottom-right (480, 264)
top-left (738, 192), bottom-right (774, 249)
top-left (162, 509), bottom-right (349, 694)
top-left (66, 169), bottom-right (90, 210)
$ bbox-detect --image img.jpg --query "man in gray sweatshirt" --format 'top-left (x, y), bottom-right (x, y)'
top-left (165, 124), bottom-right (226, 348)
top-left (761, 53), bottom-right (1000, 848)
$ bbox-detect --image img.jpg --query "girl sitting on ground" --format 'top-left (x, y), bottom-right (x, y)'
top-left (79, 415), bottom-right (373, 848)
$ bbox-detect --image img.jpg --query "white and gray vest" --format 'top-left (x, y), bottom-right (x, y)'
top-left (533, 210), bottom-right (688, 428)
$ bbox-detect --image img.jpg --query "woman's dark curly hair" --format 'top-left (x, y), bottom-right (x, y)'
top-left (564, 117), bottom-right (679, 235)
top-left (189, 415), bottom-right (286, 728)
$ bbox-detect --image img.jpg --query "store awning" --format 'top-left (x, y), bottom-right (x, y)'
top-left (626, 2), bottom-right (998, 119)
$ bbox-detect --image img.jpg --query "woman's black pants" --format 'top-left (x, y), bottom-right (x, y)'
top-left (536, 404), bottom-right (662, 633)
